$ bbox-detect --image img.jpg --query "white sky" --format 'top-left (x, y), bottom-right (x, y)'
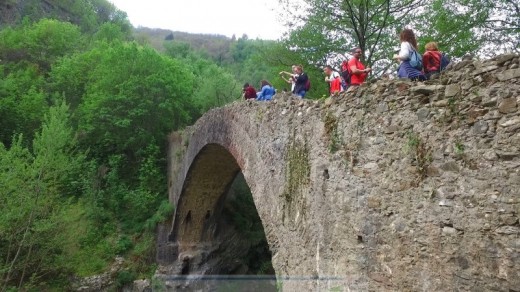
top-left (108, 0), bottom-right (286, 40)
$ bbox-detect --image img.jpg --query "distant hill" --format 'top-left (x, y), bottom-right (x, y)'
top-left (133, 27), bottom-right (237, 61)
top-left (0, 0), bottom-right (130, 33)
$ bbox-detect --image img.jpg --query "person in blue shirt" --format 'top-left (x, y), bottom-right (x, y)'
top-left (256, 80), bottom-right (276, 101)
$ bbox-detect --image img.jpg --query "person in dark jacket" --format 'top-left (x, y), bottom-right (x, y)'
top-left (243, 83), bottom-right (257, 100)
top-left (292, 65), bottom-right (308, 98)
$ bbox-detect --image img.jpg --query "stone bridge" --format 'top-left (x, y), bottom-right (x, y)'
top-left (156, 55), bottom-right (520, 291)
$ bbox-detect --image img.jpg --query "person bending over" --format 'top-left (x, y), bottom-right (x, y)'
top-left (243, 83), bottom-right (257, 100)
top-left (256, 80), bottom-right (275, 101)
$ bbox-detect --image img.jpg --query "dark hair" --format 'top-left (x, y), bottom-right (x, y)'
top-left (260, 80), bottom-right (272, 87)
top-left (350, 47), bottom-right (361, 54)
top-left (399, 29), bottom-right (418, 50)
top-left (243, 83), bottom-right (250, 90)
top-left (324, 65), bottom-right (333, 70)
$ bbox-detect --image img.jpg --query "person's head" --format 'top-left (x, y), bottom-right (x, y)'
top-left (323, 65), bottom-right (333, 76)
top-left (294, 65), bottom-right (303, 74)
top-left (350, 47), bottom-right (362, 59)
top-left (399, 28), bottom-right (418, 49)
top-left (291, 65), bottom-right (297, 73)
top-left (243, 82), bottom-right (250, 90)
top-left (260, 80), bottom-right (272, 87)
top-left (425, 42), bottom-right (439, 52)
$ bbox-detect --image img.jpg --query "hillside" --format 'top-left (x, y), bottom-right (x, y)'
top-left (0, 0), bottom-right (130, 33)
top-left (133, 27), bottom-right (235, 61)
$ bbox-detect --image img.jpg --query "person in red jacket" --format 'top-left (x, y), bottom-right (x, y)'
top-left (347, 47), bottom-right (371, 91)
top-left (422, 42), bottom-right (442, 79)
top-left (242, 83), bottom-right (257, 100)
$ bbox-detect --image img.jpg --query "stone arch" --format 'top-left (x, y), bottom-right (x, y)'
top-left (164, 137), bottom-right (277, 283)
top-left (169, 143), bottom-right (242, 245)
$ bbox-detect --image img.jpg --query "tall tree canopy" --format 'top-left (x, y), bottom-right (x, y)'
top-left (280, 0), bottom-right (519, 74)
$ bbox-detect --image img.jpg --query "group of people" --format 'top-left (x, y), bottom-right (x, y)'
top-left (393, 28), bottom-right (449, 81)
top-left (242, 65), bottom-right (309, 101)
top-left (243, 28), bottom-right (449, 100)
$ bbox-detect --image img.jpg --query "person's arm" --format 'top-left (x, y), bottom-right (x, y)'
top-left (279, 71), bottom-right (293, 76)
top-left (280, 75), bottom-right (292, 84)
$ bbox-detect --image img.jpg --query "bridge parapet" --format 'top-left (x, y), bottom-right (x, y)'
top-left (157, 54), bottom-right (520, 291)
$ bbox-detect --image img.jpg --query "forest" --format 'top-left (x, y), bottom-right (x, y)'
top-left (0, 0), bottom-right (518, 290)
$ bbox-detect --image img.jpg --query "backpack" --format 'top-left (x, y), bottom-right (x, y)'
top-left (340, 60), bottom-right (351, 87)
top-left (409, 48), bottom-right (423, 70)
top-left (440, 53), bottom-right (450, 71)
top-left (305, 78), bottom-right (311, 91)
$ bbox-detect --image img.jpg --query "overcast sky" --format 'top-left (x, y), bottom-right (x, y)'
top-left (108, 0), bottom-right (286, 40)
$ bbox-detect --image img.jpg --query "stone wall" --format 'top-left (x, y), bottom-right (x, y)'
top-left (158, 54), bottom-right (520, 291)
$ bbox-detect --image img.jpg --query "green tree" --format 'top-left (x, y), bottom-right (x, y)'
top-left (280, 0), bottom-right (518, 74)
top-left (0, 102), bottom-right (87, 289)
top-left (51, 42), bottom-right (195, 160)
top-left (0, 19), bottom-right (82, 70)
top-left (164, 41), bottom-right (240, 113)
top-left (280, 0), bottom-right (426, 73)
top-left (0, 19), bottom-right (83, 146)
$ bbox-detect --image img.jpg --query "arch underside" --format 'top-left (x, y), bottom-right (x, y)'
top-left (169, 143), bottom-right (241, 246)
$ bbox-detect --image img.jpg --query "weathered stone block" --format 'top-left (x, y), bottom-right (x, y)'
top-left (496, 68), bottom-right (520, 81)
top-left (498, 97), bottom-right (517, 113)
top-left (445, 84), bottom-right (461, 97)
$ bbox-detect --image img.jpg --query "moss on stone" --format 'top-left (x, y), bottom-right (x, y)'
top-left (323, 112), bottom-right (342, 153)
top-left (282, 134), bottom-right (310, 207)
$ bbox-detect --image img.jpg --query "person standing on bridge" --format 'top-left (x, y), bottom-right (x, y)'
top-left (347, 47), bottom-right (371, 92)
top-left (323, 65), bottom-right (342, 95)
top-left (292, 65), bottom-right (309, 98)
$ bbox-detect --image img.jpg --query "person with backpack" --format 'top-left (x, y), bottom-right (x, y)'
top-left (347, 47), bottom-right (371, 92)
top-left (323, 65), bottom-right (342, 95)
top-left (292, 65), bottom-right (309, 98)
top-left (340, 60), bottom-right (351, 90)
top-left (422, 41), bottom-right (450, 79)
top-left (242, 83), bottom-right (257, 100)
top-left (393, 28), bottom-right (425, 81)
top-left (256, 80), bottom-right (275, 101)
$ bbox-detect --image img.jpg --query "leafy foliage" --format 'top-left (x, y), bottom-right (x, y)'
top-left (0, 9), bottom-right (285, 288)
top-left (0, 103), bottom-right (88, 289)
top-left (280, 0), bottom-right (519, 74)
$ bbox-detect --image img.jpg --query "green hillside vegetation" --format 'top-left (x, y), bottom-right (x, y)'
top-left (3, 0), bottom-right (514, 290)
top-left (0, 1), bottom-right (323, 289)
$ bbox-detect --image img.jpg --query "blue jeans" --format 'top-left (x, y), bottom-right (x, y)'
top-left (296, 90), bottom-right (306, 98)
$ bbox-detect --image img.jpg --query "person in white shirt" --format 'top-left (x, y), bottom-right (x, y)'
top-left (392, 28), bottom-right (425, 81)
top-left (323, 65), bottom-right (342, 94)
